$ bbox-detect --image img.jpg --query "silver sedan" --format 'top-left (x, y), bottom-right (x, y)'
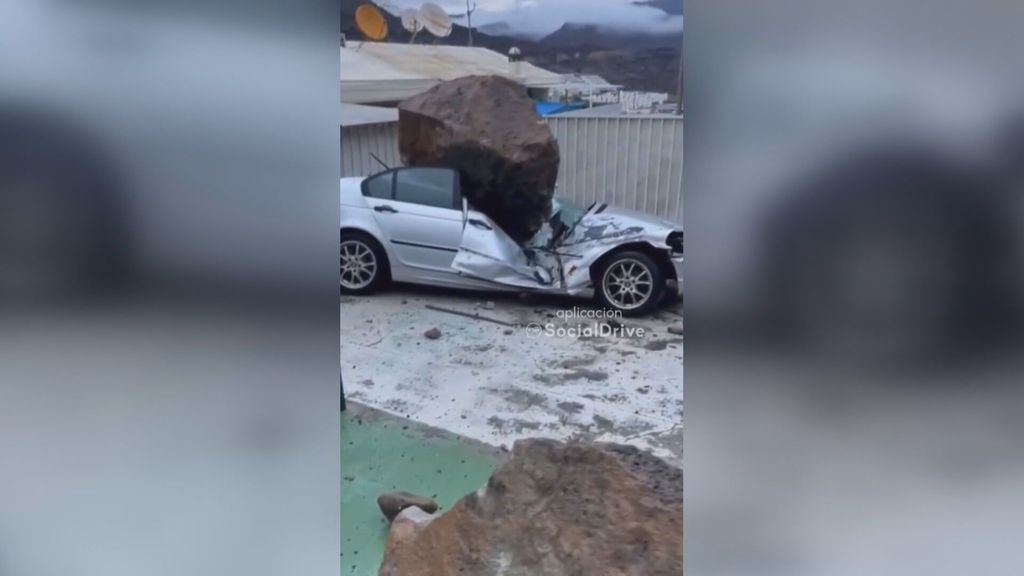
top-left (340, 167), bottom-right (683, 316)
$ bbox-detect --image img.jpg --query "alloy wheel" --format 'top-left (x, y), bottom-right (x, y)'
top-left (602, 259), bottom-right (654, 311)
top-left (340, 239), bottom-right (378, 290)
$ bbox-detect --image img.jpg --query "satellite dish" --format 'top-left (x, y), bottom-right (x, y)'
top-left (401, 8), bottom-right (423, 34)
top-left (419, 2), bottom-right (453, 38)
top-left (355, 3), bottom-right (389, 41)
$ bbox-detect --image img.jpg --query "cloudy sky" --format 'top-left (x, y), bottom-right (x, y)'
top-left (379, 0), bottom-right (683, 38)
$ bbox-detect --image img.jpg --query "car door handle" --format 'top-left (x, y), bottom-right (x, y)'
top-left (468, 219), bottom-right (492, 230)
top-left (374, 205), bottom-right (398, 214)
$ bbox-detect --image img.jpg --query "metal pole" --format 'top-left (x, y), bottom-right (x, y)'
top-left (675, 30), bottom-right (684, 115)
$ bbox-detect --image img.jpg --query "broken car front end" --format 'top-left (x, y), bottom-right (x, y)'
top-left (452, 197), bottom-right (684, 303)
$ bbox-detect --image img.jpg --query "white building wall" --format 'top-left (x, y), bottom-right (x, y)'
top-left (341, 116), bottom-right (683, 223)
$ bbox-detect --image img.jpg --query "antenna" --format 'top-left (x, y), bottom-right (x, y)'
top-left (401, 8), bottom-right (423, 43)
top-left (419, 2), bottom-right (453, 39)
top-left (355, 4), bottom-right (389, 42)
top-left (465, 0), bottom-right (477, 47)
top-left (369, 153), bottom-right (391, 171)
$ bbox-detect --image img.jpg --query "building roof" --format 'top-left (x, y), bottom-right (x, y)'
top-left (340, 41), bottom-right (564, 104)
top-left (544, 74), bottom-right (622, 93)
top-left (552, 103), bottom-right (682, 119)
top-left (340, 103), bottom-right (399, 127)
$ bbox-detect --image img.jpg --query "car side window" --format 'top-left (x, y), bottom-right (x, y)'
top-left (394, 168), bottom-right (458, 210)
top-left (362, 171), bottom-right (393, 199)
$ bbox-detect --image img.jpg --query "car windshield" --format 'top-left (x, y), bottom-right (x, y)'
top-left (552, 197), bottom-right (591, 230)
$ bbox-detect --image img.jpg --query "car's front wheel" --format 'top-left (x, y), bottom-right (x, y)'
top-left (340, 231), bottom-right (388, 295)
top-left (595, 251), bottom-right (666, 316)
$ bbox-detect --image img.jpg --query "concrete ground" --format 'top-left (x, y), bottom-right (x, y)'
top-left (340, 284), bottom-right (684, 466)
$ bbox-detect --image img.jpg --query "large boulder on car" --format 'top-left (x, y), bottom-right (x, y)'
top-left (378, 439), bottom-right (684, 576)
top-left (398, 75), bottom-right (560, 243)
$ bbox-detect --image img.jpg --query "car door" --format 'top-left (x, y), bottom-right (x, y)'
top-left (361, 167), bottom-right (464, 274)
top-left (452, 200), bottom-right (559, 290)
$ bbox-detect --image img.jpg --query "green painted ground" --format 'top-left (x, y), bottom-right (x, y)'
top-left (341, 403), bottom-right (504, 576)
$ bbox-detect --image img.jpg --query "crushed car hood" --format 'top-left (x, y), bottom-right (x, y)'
top-left (560, 205), bottom-right (679, 248)
top-left (452, 201), bottom-right (682, 295)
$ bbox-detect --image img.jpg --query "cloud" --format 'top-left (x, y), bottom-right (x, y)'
top-left (382, 0), bottom-right (682, 38)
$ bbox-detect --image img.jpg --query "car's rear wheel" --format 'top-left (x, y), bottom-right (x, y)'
top-left (595, 251), bottom-right (666, 316)
top-left (340, 231), bottom-right (388, 295)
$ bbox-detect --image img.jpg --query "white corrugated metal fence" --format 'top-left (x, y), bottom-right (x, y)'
top-left (341, 115), bottom-right (683, 223)
top-left (340, 123), bottom-right (401, 177)
top-left (546, 115), bottom-right (683, 223)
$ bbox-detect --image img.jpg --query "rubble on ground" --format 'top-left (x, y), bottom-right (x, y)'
top-left (378, 438), bottom-right (683, 576)
top-left (423, 327), bottom-right (442, 340)
top-left (398, 75), bottom-right (560, 243)
top-left (377, 491), bottom-right (439, 522)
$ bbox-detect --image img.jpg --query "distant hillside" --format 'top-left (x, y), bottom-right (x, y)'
top-left (340, 0), bottom-right (681, 95)
top-left (540, 22), bottom-right (680, 51)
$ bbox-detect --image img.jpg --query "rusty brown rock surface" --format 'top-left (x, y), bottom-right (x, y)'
top-left (398, 75), bottom-right (560, 243)
top-left (378, 438), bottom-right (684, 576)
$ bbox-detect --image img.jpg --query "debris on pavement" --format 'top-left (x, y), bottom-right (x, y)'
top-left (378, 439), bottom-right (683, 576)
top-left (398, 75), bottom-right (560, 243)
top-left (377, 491), bottom-right (440, 522)
top-left (424, 304), bottom-right (519, 327)
top-left (423, 327), bottom-right (442, 340)
top-left (668, 325), bottom-right (685, 336)
top-left (342, 290), bottom-right (684, 466)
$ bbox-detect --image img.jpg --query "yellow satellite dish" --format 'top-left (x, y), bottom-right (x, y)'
top-left (355, 4), bottom-right (389, 41)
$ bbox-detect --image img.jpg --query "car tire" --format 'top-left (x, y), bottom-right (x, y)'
top-left (595, 250), bottom-right (666, 317)
top-left (340, 231), bottom-right (389, 295)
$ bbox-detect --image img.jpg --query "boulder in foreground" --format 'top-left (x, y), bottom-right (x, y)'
top-left (379, 438), bottom-right (683, 576)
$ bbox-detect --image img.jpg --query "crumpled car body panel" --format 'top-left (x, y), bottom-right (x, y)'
top-left (452, 202), bottom-right (681, 295)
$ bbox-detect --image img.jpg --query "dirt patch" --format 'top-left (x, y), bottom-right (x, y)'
top-left (487, 416), bottom-right (544, 434)
top-left (642, 337), bottom-right (685, 351)
top-left (557, 401), bottom-right (585, 414)
top-left (532, 368), bottom-right (609, 386)
top-left (485, 387), bottom-right (548, 411)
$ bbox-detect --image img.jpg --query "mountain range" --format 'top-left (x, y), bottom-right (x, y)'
top-left (341, 0), bottom-right (682, 94)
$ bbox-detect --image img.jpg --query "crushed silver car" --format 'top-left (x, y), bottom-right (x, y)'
top-left (340, 167), bottom-right (683, 316)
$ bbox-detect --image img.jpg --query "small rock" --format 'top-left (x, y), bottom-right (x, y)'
top-left (377, 491), bottom-right (439, 522)
top-left (667, 325), bottom-right (685, 336)
top-left (401, 299), bottom-right (408, 305)
top-left (424, 327), bottom-right (442, 340)
top-left (503, 328), bottom-right (514, 335)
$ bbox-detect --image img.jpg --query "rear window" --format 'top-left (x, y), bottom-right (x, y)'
top-left (394, 168), bottom-right (457, 209)
top-left (361, 172), bottom-right (393, 199)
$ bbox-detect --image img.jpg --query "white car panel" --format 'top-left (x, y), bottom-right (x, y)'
top-left (340, 169), bottom-right (684, 299)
